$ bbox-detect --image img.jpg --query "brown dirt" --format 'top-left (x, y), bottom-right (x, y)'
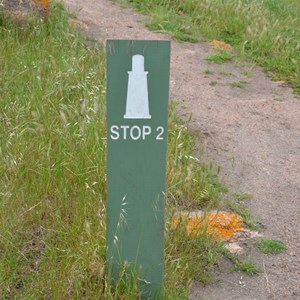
top-left (64, 1), bottom-right (300, 299)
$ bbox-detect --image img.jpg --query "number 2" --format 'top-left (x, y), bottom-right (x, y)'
top-left (156, 126), bottom-right (164, 140)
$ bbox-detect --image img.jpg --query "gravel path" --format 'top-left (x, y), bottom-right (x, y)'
top-left (63, 1), bottom-right (300, 299)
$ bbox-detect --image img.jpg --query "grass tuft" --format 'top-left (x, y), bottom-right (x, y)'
top-left (209, 80), bottom-right (218, 87)
top-left (227, 202), bottom-right (262, 231)
top-left (204, 69), bottom-right (214, 75)
top-left (225, 252), bottom-right (261, 276)
top-left (230, 259), bottom-right (261, 276)
top-left (228, 80), bottom-right (248, 89)
top-left (255, 238), bottom-right (286, 255)
top-left (207, 51), bottom-right (233, 64)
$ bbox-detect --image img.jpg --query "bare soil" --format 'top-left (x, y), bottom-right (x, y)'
top-left (17, 0), bottom-right (299, 298)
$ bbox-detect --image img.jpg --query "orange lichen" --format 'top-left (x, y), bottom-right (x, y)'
top-left (172, 211), bottom-right (244, 240)
top-left (34, 0), bottom-right (51, 9)
top-left (210, 40), bottom-right (233, 51)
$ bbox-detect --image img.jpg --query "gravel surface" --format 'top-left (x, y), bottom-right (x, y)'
top-left (62, 0), bottom-right (299, 298)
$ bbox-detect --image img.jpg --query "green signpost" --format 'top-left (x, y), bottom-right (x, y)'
top-left (106, 40), bottom-right (170, 298)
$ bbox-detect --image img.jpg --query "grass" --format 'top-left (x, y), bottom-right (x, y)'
top-left (225, 252), bottom-right (261, 276)
top-left (164, 219), bottom-right (223, 298)
top-left (227, 202), bottom-right (262, 231)
top-left (274, 97), bottom-right (284, 102)
top-left (233, 192), bottom-right (253, 202)
top-left (0, 3), bottom-right (225, 298)
top-left (204, 69), bottom-right (214, 75)
top-left (228, 80), bottom-right (248, 89)
top-left (167, 105), bottom-right (226, 208)
top-left (219, 70), bottom-right (233, 76)
top-left (207, 51), bottom-right (233, 64)
top-left (230, 258), bottom-right (261, 276)
top-left (255, 238), bottom-right (286, 255)
top-left (119, 0), bottom-right (300, 94)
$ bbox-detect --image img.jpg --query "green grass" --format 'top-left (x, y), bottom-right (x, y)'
top-left (204, 69), bottom-right (214, 75)
top-left (0, 3), bottom-right (225, 298)
top-left (230, 258), bottom-right (261, 276)
top-left (120, 0), bottom-right (300, 93)
top-left (225, 252), bottom-right (261, 276)
top-left (207, 51), bottom-right (233, 64)
top-left (255, 238), bottom-right (286, 255)
top-left (227, 202), bottom-right (262, 231)
top-left (233, 192), bottom-right (253, 202)
top-left (209, 80), bottom-right (218, 87)
top-left (167, 106), bottom-right (226, 208)
top-left (164, 219), bottom-right (223, 298)
top-left (219, 70), bottom-right (233, 76)
top-left (228, 80), bottom-right (248, 89)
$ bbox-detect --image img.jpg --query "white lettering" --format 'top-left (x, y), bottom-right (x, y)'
top-left (142, 126), bottom-right (151, 140)
top-left (110, 125), bottom-right (165, 141)
top-left (156, 126), bottom-right (164, 140)
top-left (110, 125), bottom-right (120, 140)
top-left (130, 126), bottom-right (142, 140)
top-left (120, 125), bottom-right (130, 140)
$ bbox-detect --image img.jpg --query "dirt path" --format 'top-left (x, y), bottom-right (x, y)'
top-left (63, 1), bottom-right (300, 299)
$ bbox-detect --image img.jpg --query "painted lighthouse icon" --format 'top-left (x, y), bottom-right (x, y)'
top-left (124, 55), bottom-right (151, 119)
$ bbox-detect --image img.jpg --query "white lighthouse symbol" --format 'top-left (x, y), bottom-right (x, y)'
top-left (124, 55), bottom-right (151, 119)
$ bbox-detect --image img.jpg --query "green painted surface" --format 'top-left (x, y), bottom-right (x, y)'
top-left (106, 40), bottom-right (170, 298)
